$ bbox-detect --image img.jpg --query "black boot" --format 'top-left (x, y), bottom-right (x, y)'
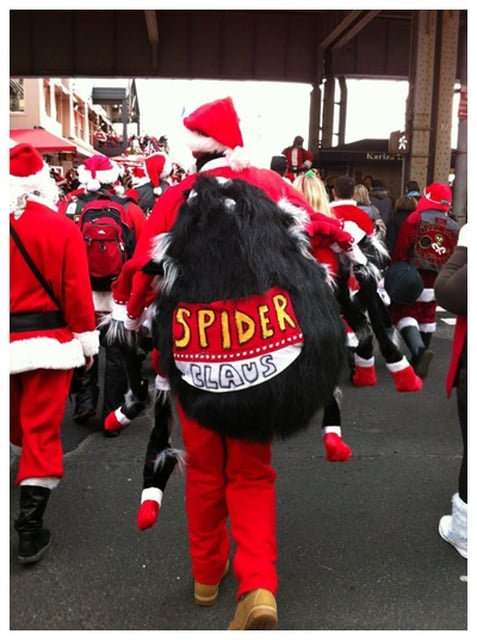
top-left (73, 359), bottom-right (99, 423)
top-left (14, 485), bottom-right (51, 565)
top-left (400, 326), bottom-right (434, 378)
top-left (420, 331), bottom-right (433, 349)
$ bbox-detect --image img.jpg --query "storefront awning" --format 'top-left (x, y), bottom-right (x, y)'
top-left (10, 128), bottom-right (77, 152)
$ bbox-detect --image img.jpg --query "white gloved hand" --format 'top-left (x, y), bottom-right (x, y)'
top-left (124, 309), bottom-right (148, 331)
top-left (155, 373), bottom-right (171, 391)
top-left (111, 301), bottom-right (128, 322)
top-left (339, 220), bottom-right (368, 265)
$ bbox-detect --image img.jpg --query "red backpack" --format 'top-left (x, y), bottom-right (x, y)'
top-left (410, 209), bottom-right (459, 272)
top-left (78, 196), bottom-right (135, 290)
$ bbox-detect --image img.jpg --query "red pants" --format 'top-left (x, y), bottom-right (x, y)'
top-left (177, 403), bottom-right (278, 600)
top-left (10, 368), bottom-right (73, 485)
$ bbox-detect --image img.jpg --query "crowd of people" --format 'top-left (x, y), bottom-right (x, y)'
top-left (10, 99), bottom-right (467, 630)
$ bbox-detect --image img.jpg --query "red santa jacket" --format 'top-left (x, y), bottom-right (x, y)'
top-left (10, 198), bottom-right (99, 374)
top-left (112, 158), bottom-right (353, 320)
top-left (113, 158), bottom-right (350, 318)
top-left (281, 145), bottom-right (313, 177)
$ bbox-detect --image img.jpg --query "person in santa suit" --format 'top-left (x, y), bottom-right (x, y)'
top-left (58, 155), bottom-right (148, 431)
top-left (434, 223), bottom-right (467, 559)
top-left (10, 143), bottom-right (100, 565)
top-left (390, 182), bottom-right (459, 379)
top-left (107, 96), bottom-right (361, 630)
top-left (281, 135), bottom-right (314, 182)
top-left (292, 170), bottom-right (353, 462)
top-left (125, 151), bottom-right (172, 217)
top-left (330, 175), bottom-right (423, 393)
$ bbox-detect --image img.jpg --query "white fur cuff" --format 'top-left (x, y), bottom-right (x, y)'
top-left (386, 357), bottom-right (409, 373)
top-left (323, 426), bottom-right (342, 436)
top-left (20, 477), bottom-right (60, 490)
top-left (141, 487), bottom-right (163, 505)
top-left (112, 302), bottom-right (128, 322)
top-left (73, 330), bottom-right (100, 357)
top-left (458, 223), bottom-right (468, 248)
top-left (415, 288), bottom-right (435, 303)
top-left (354, 354), bottom-right (375, 367)
top-left (155, 373), bottom-right (171, 391)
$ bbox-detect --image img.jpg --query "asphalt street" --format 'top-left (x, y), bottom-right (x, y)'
top-left (9, 308), bottom-right (468, 632)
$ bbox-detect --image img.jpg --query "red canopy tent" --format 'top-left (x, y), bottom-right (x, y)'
top-left (10, 128), bottom-right (77, 153)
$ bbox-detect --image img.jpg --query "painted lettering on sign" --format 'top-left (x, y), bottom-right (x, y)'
top-left (172, 287), bottom-right (304, 392)
top-left (173, 289), bottom-right (300, 355)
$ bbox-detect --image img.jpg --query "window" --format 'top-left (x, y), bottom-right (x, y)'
top-left (10, 78), bottom-right (24, 112)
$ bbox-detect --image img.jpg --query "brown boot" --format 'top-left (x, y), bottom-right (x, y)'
top-left (227, 588), bottom-right (278, 630)
top-left (194, 559), bottom-right (230, 607)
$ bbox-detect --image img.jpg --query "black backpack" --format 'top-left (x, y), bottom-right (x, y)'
top-left (151, 175), bottom-right (346, 442)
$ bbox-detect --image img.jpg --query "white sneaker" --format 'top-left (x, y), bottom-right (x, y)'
top-left (438, 493), bottom-right (467, 559)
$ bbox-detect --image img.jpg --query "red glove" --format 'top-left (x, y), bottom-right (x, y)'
top-left (305, 214), bottom-right (353, 252)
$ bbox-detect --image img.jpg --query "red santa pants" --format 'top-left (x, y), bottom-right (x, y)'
top-left (177, 403), bottom-right (278, 600)
top-left (10, 368), bottom-right (73, 485)
top-left (391, 300), bottom-right (437, 332)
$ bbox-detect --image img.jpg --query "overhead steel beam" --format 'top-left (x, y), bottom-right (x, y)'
top-left (331, 10), bottom-right (382, 49)
top-left (144, 10), bottom-right (159, 68)
top-left (319, 11), bottom-right (363, 50)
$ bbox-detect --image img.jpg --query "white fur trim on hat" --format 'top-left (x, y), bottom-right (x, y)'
top-left (184, 128), bottom-right (228, 155)
top-left (9, 163), bottom-right (59, 216)
top-left (77, 160), bottom-right (119, 192)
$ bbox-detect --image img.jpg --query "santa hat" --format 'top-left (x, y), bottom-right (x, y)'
top-left (77, 154), bottom-right (120, 192)
top-left (11, 142), bottom-right (44, 178)
top-left (10, 143), bottom-right (58, 215)
top-left (144, 152), bottom-right (172, 195)
top-left (418, 182), bottom-right (452, 212)
top-left (183, 97), bottom-right (250, 171)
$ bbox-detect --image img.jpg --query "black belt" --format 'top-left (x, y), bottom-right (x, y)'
top-left (10, 311), bottom-right (67, 333)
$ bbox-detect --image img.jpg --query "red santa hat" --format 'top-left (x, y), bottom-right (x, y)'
top-left (10, 142), bottom-right (44, 177)
top-left (418, 182), bottom-right (453, 212)
top-left (77, 154), bottom-right (120, 192)
top-left (183, 97), bottom-right (250, 171)
top-left (10, 143), bottom-right (58, 214)
top-left (144, 152), bottom-right (172, 195)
